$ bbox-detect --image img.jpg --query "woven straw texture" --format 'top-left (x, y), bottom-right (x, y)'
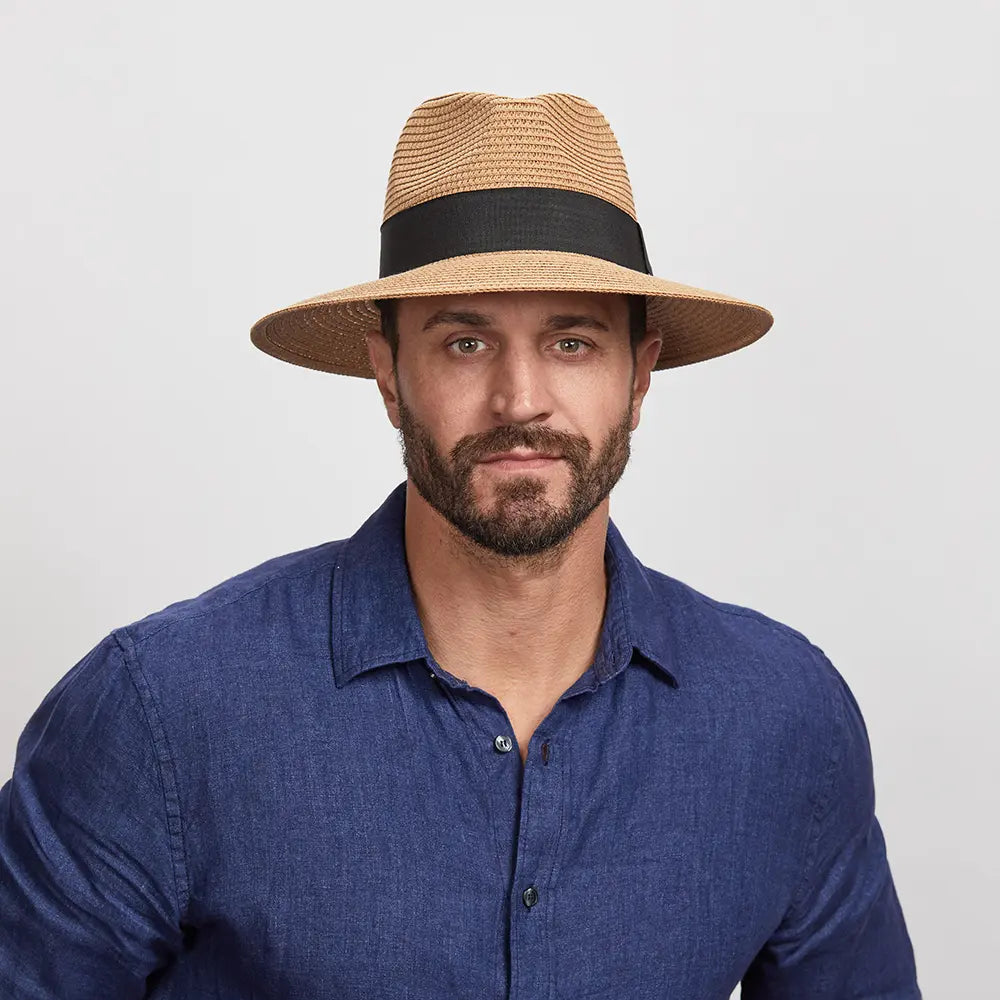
top-left (250, 92), bottom-right (773, 377)
top-left (382, 92), bottom-right (637, 221)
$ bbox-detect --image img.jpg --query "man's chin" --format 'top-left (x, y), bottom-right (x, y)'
top-left (471, 468), bottom-right (569, 508)
top-left (455, 513), bottom-right (577, 559)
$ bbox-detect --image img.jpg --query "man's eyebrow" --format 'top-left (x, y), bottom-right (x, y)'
top-left (419, 310), bottom-right (612, 333)
top-left (541, 314), bottom-right (610, 333)
top-left (421, 309), bottom-right (495, 332)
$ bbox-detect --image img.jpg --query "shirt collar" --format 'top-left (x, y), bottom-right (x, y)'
top-left (330, 482), bottom-right (680, 690)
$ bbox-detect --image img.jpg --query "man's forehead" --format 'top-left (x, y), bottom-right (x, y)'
top-left (397, 290), bottom-right (628, 325)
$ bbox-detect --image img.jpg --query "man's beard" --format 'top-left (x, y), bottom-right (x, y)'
top-left (396, 391), bottom-right (633, 558)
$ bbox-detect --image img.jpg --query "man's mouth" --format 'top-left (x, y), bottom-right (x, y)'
top-left (479, 449), bottom-right (563, 467)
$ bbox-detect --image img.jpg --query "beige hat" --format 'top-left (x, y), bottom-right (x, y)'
top-left (250, 92), bottom-right (773, 378)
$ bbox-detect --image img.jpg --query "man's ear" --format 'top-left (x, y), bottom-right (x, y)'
top-left (365, 330), bottom-right (401, 429)
top-left (630, 330), bottom-right (663, 431)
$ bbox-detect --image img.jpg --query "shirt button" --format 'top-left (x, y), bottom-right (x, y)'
top-left (522, 885), bottom-right (539, 908)
top-left (494, 734), bottom-right (513, 753)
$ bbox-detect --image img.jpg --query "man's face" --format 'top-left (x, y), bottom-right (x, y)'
top-left (366, 290), bottom-right (661, 558)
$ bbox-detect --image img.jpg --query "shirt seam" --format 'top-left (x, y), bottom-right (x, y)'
top-left (788, 644), bottom-right (843, 913)
top-left (110, 628), bottom-right (192, 920)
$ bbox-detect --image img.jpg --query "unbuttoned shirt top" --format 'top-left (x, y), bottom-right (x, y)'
top-left (0, 483), bottom-right (921, 999)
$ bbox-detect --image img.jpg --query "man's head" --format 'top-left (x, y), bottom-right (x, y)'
top-left (364, 290), bottom-right (662, 559)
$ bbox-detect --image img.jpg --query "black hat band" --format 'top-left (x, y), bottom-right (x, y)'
top-left (378, 186), bottom-right (653, 279)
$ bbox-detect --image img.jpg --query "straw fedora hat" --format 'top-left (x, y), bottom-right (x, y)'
top-left (250, 92), bottom-right (773, 377)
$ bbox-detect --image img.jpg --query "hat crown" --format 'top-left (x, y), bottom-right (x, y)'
top-left (383, 92), bottom-right (637, 224)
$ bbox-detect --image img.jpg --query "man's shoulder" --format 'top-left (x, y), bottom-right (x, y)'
top-left (636, 563), bottom-right (855, 770)
top-left (117, 536), bottom-right (349, 650)
top-left (636, 561), bottom-right (841, 696)
top-left (639, 560), bottom-right (814, 646)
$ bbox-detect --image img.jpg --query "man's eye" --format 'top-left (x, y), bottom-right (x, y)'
top-left (556, 338), bottom-right (586, 353)
top-left (449, 337), bottom-right (484, 355)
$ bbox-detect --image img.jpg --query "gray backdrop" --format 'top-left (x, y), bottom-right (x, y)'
top-left (2, 1), bottom-right (997, 995)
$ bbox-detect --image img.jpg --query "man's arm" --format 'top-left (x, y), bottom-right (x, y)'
top-left (0, 632), bottom-right (185, 997)
top-left (741, 651), bottom-right (921, 999)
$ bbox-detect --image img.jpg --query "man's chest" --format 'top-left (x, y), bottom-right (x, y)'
top-left (159, 671), bottom-right (811, 999)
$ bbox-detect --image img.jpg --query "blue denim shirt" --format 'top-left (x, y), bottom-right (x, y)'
top-left (0, 482), bottom-right (920, 998)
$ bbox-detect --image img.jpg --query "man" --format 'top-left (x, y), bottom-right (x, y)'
top-left (0, 93), bottom-right (920, 997)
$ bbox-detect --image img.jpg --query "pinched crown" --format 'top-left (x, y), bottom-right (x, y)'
top-left (382, 92), bottom-right (637, 223)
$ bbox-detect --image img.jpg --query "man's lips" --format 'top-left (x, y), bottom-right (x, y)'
top-left (478, 450), bottom-right (563, 468)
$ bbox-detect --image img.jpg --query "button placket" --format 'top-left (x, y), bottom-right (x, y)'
top-left (506, 726), bottom-right (566, 998)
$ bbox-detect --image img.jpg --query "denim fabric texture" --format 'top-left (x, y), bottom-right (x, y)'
top-left (0, 482), bottom-right (921, 998)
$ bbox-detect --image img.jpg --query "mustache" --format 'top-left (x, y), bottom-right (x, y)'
top-left (450, 424), bottom-right (592, 469)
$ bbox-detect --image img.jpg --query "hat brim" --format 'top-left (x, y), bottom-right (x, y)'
top-left (250, 250), bottom-right (773, 377)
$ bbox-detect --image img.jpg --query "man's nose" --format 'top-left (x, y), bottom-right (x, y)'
top-left (487, 345), bottom-right (554, 424)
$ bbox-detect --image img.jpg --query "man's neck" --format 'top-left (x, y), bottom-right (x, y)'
top-left (403, 481), bottom-right (610, 703)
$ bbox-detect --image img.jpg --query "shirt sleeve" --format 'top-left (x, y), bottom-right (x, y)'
top-left (0, 631), bottom-right (185, 997)
top-left (741, 650), bottom-right (922, 999)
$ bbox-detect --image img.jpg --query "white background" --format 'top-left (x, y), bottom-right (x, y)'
top-left (2, 1), bottom-right (997, 995)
